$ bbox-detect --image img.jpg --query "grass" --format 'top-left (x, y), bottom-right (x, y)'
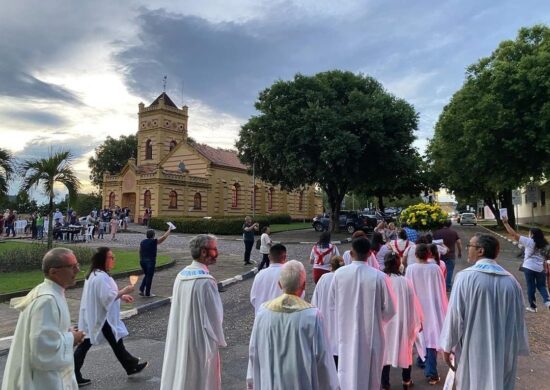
top-left (0, 245), bottom-right (172, 294)
top-left (269, 222), bottom-right (312, 233)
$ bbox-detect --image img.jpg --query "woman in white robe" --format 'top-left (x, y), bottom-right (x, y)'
top-left (405, 243), bottom-right (448, 385)
top-left (74, 247), bottom-right (148, 386)
top-left (381, 252), bottom-right (423, 389)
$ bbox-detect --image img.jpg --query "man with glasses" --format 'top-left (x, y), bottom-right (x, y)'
top-left (2, 248), bottom-right (86, 390)
top-left (161, 234), bottom-right (226, 390)
top-left (440, 233), bottom-right (529, 389)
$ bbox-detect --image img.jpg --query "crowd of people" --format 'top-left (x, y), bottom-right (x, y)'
top-left (3, 217), bottom-right (547, 389)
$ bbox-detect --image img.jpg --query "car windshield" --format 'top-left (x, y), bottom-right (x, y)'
top-left (462, 213), bottom-right (475, 217)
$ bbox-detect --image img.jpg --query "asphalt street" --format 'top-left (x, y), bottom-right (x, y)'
top-left (1, 224), bottom-right (549, 389)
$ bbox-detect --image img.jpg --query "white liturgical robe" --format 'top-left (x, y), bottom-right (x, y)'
top-left (160, 261), bottom-right (226, 390)
top-left (78, 270), bottom-right (128, 345)
top-left (439, 259), bottom-right (529, 390)
top-left (246, 294), bottom-right (339, 390)
top-left (250, 264), bottom-right (283, 314)
top-left (330, 261), bottom-right (396, 390)
top-left (405, 262), bottom-right (447, 350)
top-left (342, 250), bottom-right (379, 269)
top-left (311, 272), bottom-right (337, 356)
top-left (383, 275), bottom-right (423, 368)
top-left (2, 279), bottom-right (77, 390)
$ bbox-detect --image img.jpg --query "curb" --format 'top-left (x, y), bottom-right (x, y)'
top-left (0, 264), bottom-right (260, 356)
top-left (0, 260), bottom-right (178, 303)
top-left (479, 225), bottom-right (523, 248)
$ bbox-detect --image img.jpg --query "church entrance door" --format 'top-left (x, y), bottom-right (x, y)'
top-left (122, 193), bottom-right (136, 222)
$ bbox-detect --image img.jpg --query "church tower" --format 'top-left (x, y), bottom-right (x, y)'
top-left (136, 92), bottom-right (189, 166)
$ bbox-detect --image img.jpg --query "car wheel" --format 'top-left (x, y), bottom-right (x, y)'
top-left (313, 222), bottom-right (324, 232)
top-left (347, 224), bottom-right (356, 234)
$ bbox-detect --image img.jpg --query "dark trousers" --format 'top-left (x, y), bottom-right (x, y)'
top-left (523, 268), bottom-right (550, 309)
top-left (257, 253), bottom-right (270, 270)
top-left (244, 240), bottom-right (254, 264)
top-left (424, 348), bottom-right (438, 377)
top-left (5, 224), bottom-right (15, 237)
top-left (139, 260), bottom-right (156, 296)
top-left (74, 321), bottom-right (138, 379)
top-left (381, 365), bottom-right (412, 388)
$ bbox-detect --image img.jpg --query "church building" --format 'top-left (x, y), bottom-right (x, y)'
top-left (102, 92), bottom-right (322, 222)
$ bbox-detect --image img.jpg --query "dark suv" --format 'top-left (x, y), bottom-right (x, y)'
top-left (312, 211), bottom-right (377, 234)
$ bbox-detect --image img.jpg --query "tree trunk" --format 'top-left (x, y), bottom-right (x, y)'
top-left (502, 188), bottom-right (516, 229)
top-left (47, 195), bottom-right (54, 249)
top-left (326, 185), bottom-right (345, 233)
top-left (377, 195), bottom-right (385, 213)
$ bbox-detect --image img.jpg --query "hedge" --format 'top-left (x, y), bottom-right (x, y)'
top-left (149, 214), bottom-right (292, 235)
top-left (0, 244), bottom-right (95, 273)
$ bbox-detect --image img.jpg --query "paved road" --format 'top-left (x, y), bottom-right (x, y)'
top-left (1, 224), bottom-right (549, 389)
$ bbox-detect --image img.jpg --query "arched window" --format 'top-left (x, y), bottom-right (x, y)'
top-left (145, 139), bottom-right (153, 160)
top-left (169, 191), bottom-right (177, 209)
top-left (144, 190), bottom-right (151, 209)
top-left (298, 190), bottom-right (304, 211)
top-left (231, 184), bottom-right (239, 208)
top-left (108, 192), bottom-right (116, 208)
top-left (194, 192), bottom-right (202, 210)
top-left (169, 140), bottom-right (177, 151)
top-left (268, 187), bottom-right (274, 210)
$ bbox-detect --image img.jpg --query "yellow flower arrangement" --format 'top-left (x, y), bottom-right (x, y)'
top-left (400, 203), bottom-right (448, 231)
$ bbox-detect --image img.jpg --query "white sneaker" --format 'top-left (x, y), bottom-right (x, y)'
top-left (545, 301), bottom-right (550, 310)
top-left (526, 307), bottom-right (537, 313)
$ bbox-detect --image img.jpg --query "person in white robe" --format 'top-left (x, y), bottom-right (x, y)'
top-left (311, 255), bottom-right (345, 365)
top-left (342, 230), bottom-right (379, 268)
top-left (388, 229), bottom-right (416, 268)
top-left (381, 251), bottom-right (423, 389)
top-left (160, 234), bottom-right (226, 390)
top-left (428, 243), bottom-right (447, 279)
top-left (405, 243), bottom-right (448, 385)
top-left (74, 247), bottom-right (147, 386)
top-left (247, 260), bottom-right (339, 390)
top-left (250, 244), bottom-right (287, 314)
top-left (371, 232), bottom-right (390, 270)
top-left (440, 233), bottom-right (529, 390)
top-left (2, 248), bottom-right (85, 390)
top-left (330, 237), bottom-right (396, 390)
top-left (310, 231), bottom-right (340, 283)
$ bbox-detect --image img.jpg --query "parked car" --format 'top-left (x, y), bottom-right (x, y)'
top-left (312, 210), bottom-right (377, 233)
top-left (459, 212), bottom-right (477, 226)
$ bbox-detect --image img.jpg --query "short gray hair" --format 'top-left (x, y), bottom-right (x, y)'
top-left (42, 248), bottom-right (74, 274)
top-left (279, 260), bottom-right (305, 294)
top-left (189, 234), bottom-right (217, 259)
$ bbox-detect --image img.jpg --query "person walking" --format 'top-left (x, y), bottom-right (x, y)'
top-left (138, 228), bottom-right (171, 297)
top-left (242, 216), bottom-right (259, 265)
top-left (433, 220), bottom-right (462, 291)
top-left (440, 233), bottom-right (529, 389)
top-left (109, 218), bottom-right (118, 241)
top-left (502, 216), bottom-right (550, 312)
top-left (2, 248), bottom-right (86, 390)
top-left (310, 232), bottom-right (340, 283)
top-left (257, 226), bottom-right (272, 271)
top-left (250, 244), bottom-right (287, 314)
top-left (74, 247), bottom-right (148, 387)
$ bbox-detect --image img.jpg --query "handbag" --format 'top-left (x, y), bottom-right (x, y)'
top-left (255, 238), bottom-right (261, 250)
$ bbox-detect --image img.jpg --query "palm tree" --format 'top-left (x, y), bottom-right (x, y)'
top-left (0, 148), bottom-right (14, 197)
top-left (21, 150), bottom-right (80, 249)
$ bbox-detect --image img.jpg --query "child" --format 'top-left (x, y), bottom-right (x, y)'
top-left (98, 221), bottom-right (105, 239)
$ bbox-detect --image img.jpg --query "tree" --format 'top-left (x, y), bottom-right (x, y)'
top-left (237, 70), bottom-right (419, 230)
top-left (88, 134), bottom-right (137, 188)
top-left (0, 148), bottom-right (14, 198)
top-left (21, 150), bottom-right (80, 248)
top-left (429, 25), bottom-right (550, 227)
top-left (73, 192), bottom-right (102, 216)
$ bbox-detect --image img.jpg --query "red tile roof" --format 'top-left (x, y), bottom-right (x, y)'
top-left (193, 143), bottom-right (248, 170)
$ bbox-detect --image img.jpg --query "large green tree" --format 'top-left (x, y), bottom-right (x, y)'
top-left (237, 70), bottom-right (419, 230)
top-left (0, 148), bottom-right (14, 198)
top-left (429, 25), bottom-right (550, 227)
top-left (88, 134), bottom-right (137, 189)
top-left (21, 151), bottom-right (80, 248)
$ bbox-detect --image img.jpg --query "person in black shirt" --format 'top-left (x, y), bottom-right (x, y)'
top-left (242, 216), bottom-right (259, 265)
top-left (139, 228), bottom-right (171, 297)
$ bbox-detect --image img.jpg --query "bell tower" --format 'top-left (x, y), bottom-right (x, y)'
top-left (136, 92), bottom-right (189, 166)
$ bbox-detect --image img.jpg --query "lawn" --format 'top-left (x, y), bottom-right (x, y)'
top-left (269, 222), bottom-right (312, 233)
top-left (0, 242), bottom-right (172, 293)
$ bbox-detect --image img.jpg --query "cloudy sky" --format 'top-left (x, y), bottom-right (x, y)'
top-left (1, 0), bottom-right (549, 200)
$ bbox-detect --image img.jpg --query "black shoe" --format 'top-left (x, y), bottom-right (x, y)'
top-left (127, 361), bottom-right (148, 376)
top-left (244, 262), bottom-right (252, 265)
top-left (77, 378), bottom-right (92, 387)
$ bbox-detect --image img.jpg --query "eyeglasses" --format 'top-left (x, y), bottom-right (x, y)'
top-left (466, 244), bottom-right (481, 249)
top-left (55, 263), bottom-right (80, 269)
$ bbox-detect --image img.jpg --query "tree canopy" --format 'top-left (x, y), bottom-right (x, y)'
top-left (88, 134), bottom-right (137, 189)
top-left (21, 150), bottom-right (80, 248)
top-left (236, 70), bottom-right (419, 229)
top-left (0, 148), bottom-right (14, 198)
top-left (428, 25), bottom-right (550, 226)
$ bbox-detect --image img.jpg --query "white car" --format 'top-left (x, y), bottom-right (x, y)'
top-left (460, 213), bottom-right (477, 226)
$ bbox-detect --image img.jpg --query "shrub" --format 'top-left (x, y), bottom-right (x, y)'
top-left (0, 244), bottom-right (95, 273)
top-left (399, 203), bottom-right (448, 231)
top-left (149, 214), bottom-right (292, 235)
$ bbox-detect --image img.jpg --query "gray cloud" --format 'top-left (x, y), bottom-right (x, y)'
top-left (16, 138), bottom-right (95, 163)
top-left (3, 109), bottom-right (69, 128)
